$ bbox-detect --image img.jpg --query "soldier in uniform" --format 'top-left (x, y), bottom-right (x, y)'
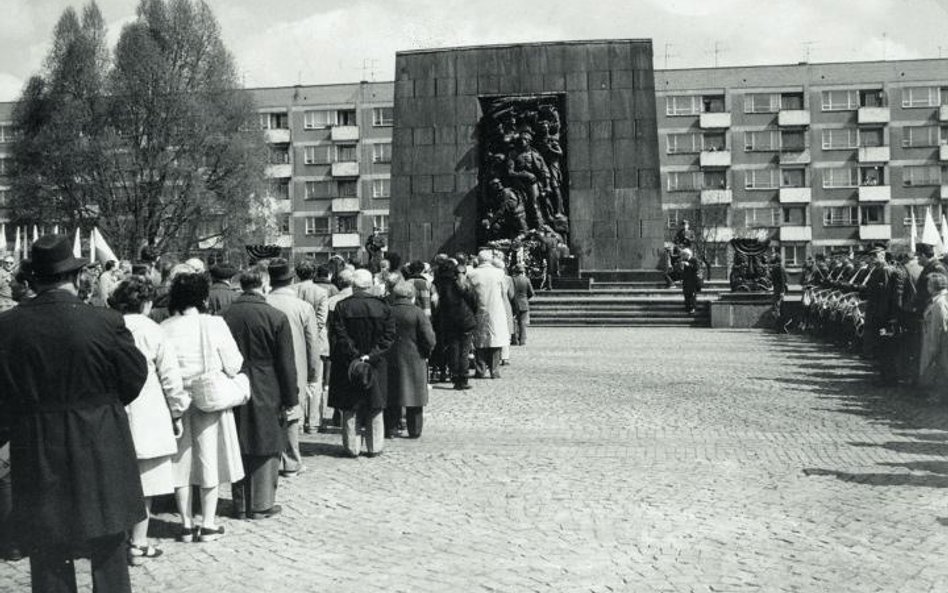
top-left (862, 244), bottom-right (893, 360)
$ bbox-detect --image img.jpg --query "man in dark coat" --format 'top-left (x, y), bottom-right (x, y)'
top-left (678, 248), bottom-right (701, 314)
top-left (328, 269), bottom-right (396, 457)
top-left (0, 234), bottom-right (147, 593)
top-left (385, 281), bottom-right (436, 439)
top-left (862, 244), bottom-right (893, 359)
top-left (223, 267), bottom-right (298, 519)
top-left (207, 263), bottom-right (239, 315)
top-left (510, 264), bottom-right (534, 346)
top-left (770, 255), bottom-right (790, 331)
top-left (433, 260), bottom-right (477, 390)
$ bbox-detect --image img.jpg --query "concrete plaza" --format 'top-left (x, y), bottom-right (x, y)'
top-left (2, 327), bottom-right (947, 592)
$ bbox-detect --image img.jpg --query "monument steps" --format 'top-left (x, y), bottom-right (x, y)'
top-left (531, 288), bottom-right (711, 327)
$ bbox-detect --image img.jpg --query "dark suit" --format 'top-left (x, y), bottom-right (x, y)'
top-left (208, 281), bottom-right (238, 315)
top-left (223, 293), bottom-right (298, 515)
top-left (0, 289), bottom-right (147, 593)
top-left (510, 273), bottom-right (534, 345)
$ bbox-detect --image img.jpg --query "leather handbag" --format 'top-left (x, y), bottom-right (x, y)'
top-left (188, 316), bottom-right (251, 413)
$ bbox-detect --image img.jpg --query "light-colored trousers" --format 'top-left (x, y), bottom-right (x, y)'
top-left (341, 408), bottom-right (384, 457)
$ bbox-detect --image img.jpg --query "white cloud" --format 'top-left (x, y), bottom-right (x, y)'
top-left (0, 73), bottom-right (25, 102)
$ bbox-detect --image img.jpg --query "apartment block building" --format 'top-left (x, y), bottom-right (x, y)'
top-left (0, 102), bottom-right (11, 226)
top-left (655, 58), bottom-right (948, 268)
top-left (251, 82), bottom-right (394, 262)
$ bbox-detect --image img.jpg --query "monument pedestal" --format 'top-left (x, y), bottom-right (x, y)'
top-left (710, 292), bottom-right (774, 329)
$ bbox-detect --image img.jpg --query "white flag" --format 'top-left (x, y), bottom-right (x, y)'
top-left (92, 228), bottom-right (118, 263)
top-left (32, 225), bottom-right (38, 244)
top-left (13, 227), bottom-right (21, 261)
top-left (89, 229), bottom-right (97, 264)
top-left (73, 228), bottom-right (82, 258)
top-left (910, 209), bottom-right (918, 254)
top-left (922, 207), bottom-right (942, 254)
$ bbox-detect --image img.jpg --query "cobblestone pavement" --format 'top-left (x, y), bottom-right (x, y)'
top-left (4, 328), bottom-right (948, 592)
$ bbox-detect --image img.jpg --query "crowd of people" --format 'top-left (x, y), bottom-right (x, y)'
top-left (800, 240), bottom-right (948, 395)
top-left (0, 234), bottom-right (535, 593)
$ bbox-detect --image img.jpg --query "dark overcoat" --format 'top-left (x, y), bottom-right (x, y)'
top-left (208, 281), bottom-right (238, 315)
top-left (388, 298), bottom-right (437, 408)
top-left (680, 258), bottom-right (701, 293)
top-left (433, 277), bottom-right (476, 336)
top-left (223, 293), bottom-right (298, 456)
top-left (511, 274), bottom-right (534, 314)
top-left (0, 289), bottom-right (148, 548)
top-left (327, 292), bottom-right (395, 410)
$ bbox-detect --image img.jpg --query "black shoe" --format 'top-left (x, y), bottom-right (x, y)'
top-left (250, 505), bottom-right (283, 520)
top-left (453, 382), bottom-right (472, 390)
top-left (197, 526), bottom-right (225, 542)
top-left (364, 451), bottom-right (383, 458)
top-left (1, 547), bottom-right (23, 561)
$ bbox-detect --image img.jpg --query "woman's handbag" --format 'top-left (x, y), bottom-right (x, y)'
top-left (188, 317), bottom-right (251, 413)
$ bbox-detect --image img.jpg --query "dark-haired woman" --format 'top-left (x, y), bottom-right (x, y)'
top-left (160, 273), bottom-right (245, 543)
top-left (109, 276), bottom-right (191, 565)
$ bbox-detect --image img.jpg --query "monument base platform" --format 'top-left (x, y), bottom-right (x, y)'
top-left (710, 292), bottom-right (775, 329)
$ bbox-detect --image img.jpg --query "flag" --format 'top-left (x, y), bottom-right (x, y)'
top-left (32, 225), bottom-right (38, 244)
top-left (13, 227), bottom-right (21, 261)
top-left (0, 223), bottom-right (5, 253)
top-left (92, 228), bottom-right (118, 263)
top-left (922, 207), bottom-right (942, 253)
top-left (910, 209), bottom-right (918, 254)
top-left (73, 228), bottom-right (82, 258)
top-left (53, 225), bottom-right (60, 235)
top-left (89, 229), bottom-right (97, 264)
top-left (941, 215), bottom-right (948, 255)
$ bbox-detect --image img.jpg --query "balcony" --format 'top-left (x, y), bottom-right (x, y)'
top-left (264, 164), bottom-right (292, 178)
top-left (858, 185), bottom-right (891, 202)
top-left (778, 110), bottom-right (810, 127)
top-left (940, 144), bottom-right (948, 161)
top-left (859, 225), bottom-right (892, 240)
top-left (331, 126), bottom-right (360, 142)
top-left (857, 107), bottom-right (890, 125)
top-left (700, 112), bottom-right (731, 129)
top-left (779, 149), bottom-right (810, 165)
top-left (941, 184), bottom-right (948, 199)
top-left (703, 227), bottom-right (734, 242)
top-left (857, 146), bottom-right (890, 163)
top-left (699, 189), bottom-right (732, 205)
top-left (940, 106), bottom-right (948, 122)
top-left (264, 129), bottom-right (291, 144)
top-left (779, 187), bottom-right (811, 203)
top-left (780, 226), bottom-right (812, 242)
top-left (272, 235), bottom-right (293, 248)
top-left (332, 232), bottom-right (361, 248)
top-left (331, 161), bottom-right (359, 177)
top-left (699, 150), bottom-right (731, 168)
top-left (331, 197), bottom-right (360, 212)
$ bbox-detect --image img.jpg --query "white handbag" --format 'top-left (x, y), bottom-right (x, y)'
top-left (188, 317), bottom-right (251, 413)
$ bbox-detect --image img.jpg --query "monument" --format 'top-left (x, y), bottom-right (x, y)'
top-left (388, 40), bottom-right (664, 273)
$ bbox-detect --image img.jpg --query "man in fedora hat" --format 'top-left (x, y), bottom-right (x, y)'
top-left (0, 234), bottom-right (147, 593)
top-left (265, 258), bottom-right (319, 476)
top-left (208, 262), bottom-right (240, 315)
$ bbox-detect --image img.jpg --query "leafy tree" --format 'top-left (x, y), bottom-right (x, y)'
top-left (9, 0), bottom-right (269, 259)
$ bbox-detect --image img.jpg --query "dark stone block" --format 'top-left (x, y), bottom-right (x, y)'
top-left (542, 74), bottom-right (566, 91)
top-left (593, 220), bottom-right (618, 239)
top-left (608, 43), bottom-right (632, 70)
top-left (458, 76), bottom-right (478, 96)
top-left (570, 170), bottom-right (591, 190)
top-left (587, 44), bottom-right (611, 70)
top-left (612, 70), bottom-right (636, 89)
top-left (433, 174), bottom-right (455, 193)
top-left (590, 141), bottom-right (614, 170)
top-left (613, 139), bottom-right (638, 168)
top-left (616, 218), bottom-right (641, 239)
top-left (478, 76), bottom-right (500, 95)
top-left (592, 170), bottom-right (615, 192)
top-left (592, 238), bottom-right (619, 269)
top-left (569, 140), bottom-right (590, 170)
top-left (435, 126), bottom-right (457, 145)
top-left (569, 121), bottom-right (589, 140)
top-left (588, 71), bottom-right (611, 91)
top-left (456, 52), bottom-right (479, 79)
top-left (615, 169), bottom-right (638, 189)
top-left (456, 172), bottom-right (477, 192)
top-left (393, 127), bottom-right (413, 147)
top-left (412, 175), bottom-right (433, 194)
top-left (396, 79), bottom-right (414, 99)
top-left (634, 70), bottom-right (655, 90)
top-left (413, 127), bottom-right (434, 146)
top-left (588, 90), bottom-right (611, 120)
top-left (457, 124), bottom-right (476, 143)
top-left (613, 120), bottom-right (634, 139)
top-left (522, 74), bottom-right (544, 93)
top-left (562, 44), bottom-right (588, 72)
top-left (393, 176), bottom-right (412, 199)
top-left (568, 93), bottom-right (590, 120)
top-left (566, 71), bottom-right (587, 91)
top-left (436, 78), bottom-right (457, 97)
top-left (590, 121), bottom-right (612, 140)
top-left (609, 91), bottom-right (634, 120)
top-left (414, 78), bottom-right (436, 98)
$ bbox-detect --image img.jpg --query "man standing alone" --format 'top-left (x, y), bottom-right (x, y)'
top-left (0, 235), bottom-right (148, 593)
top-left (467, 250), bottom-right (511, 378)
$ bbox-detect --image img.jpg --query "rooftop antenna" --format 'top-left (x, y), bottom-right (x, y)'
top-left (801, 41), bottom-right (815, 62)
top-left (708, 41), bottom-right (726, 67)
top-left (663, 43), bottom-right (678, 69)
top-left (882, 32), bottom-right (888, 60)
top-left (362, 58), bottom-right (379, 82)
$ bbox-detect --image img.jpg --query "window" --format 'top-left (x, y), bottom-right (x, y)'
top-left (303, 109), bottom-right (356, 129)
top-left (0, 125), bottom-right (11, 142)
top-left (373, 215), bottom-right (389, 232)
top-left (744, 207), bottom-right (781, 228)
top-left (268, 145), bottom-right (289, 165)
top-left (821, 90), bottom-right (859, 111)
top-left (304, 216), bottom-right (330, 236)
top-left (901, 87), bottom-right (939, 108)
top-left (699, 205), bottom-right (729, 227)
top-left (780, 130), bottom-right (807, 151)
top-left (665, 208), bottom-right (697, 230)
top-left (903, 205), bottom-right (944, 225)
top-left (0, 158), bottom-right (8, 176)
top-left (745, 168), bottom-right (779, 190)
top-left (744, 93), bottom-right (780, 114)
top-left (860, 205), bottom-right (885, 224)
top-left (267, 179), bottom-right (289, 200)
top-left (703, 170), bottom-right (727, 190)
top-left (372, 178), bottom-right (391, 198)
top-left (372, 143), bottom-right (392, 163)
top-left (903, 165), bottom-right (941, 187)
top-left (702, 132), bottom-right (726, 151)
top-left (305, 180), bottom-right (334, 200)
top-left (782, 206), bottom-right (807, 226)
top-left (859, 89), bottom-right (885, 107)
top-left (666, 132), bottom-right (701, 154)
top-left (780, 92), bottom-right (804, 111)
top-left (259, 112), bottom-right (288, 130)
top-left (372, 107), bottom-right (394, 127)
top-left (338, 180), bottom-right (358, 197)
top-left (304, 145), bottom-right (332, 165)
top-left (667, 171), bottom-right (702, 191)
top-left (334, 144), bottom-right (357, 162)
top-left (822, 206), bottom-right (858, 226)
top-left (781, 244), bottom-right (806, 267)
top-left (902, 125), bottom-right (940, 148)
top-left (859, 128), bottom-right (884, 147)
top-left (279, 215), bottom-right (291, 235)
top-left (665, 95), bottom-right (701, 116)
top-left (745, 130), bottom-right (780, 152)
top-left (781, 168), bottom-right (805, 188)
top-left (822, 167), bottom-right (859, 188)
top-left (336, 214), bottom-right (358, 233)
top-left (860, 166), bottom-right (885, 186)
top-left (702, 95), bottom-right (725, 113)
top-left (822, 128), bottom-right (858, 150)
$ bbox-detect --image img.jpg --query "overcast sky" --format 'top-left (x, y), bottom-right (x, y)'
top-left (1, 0), bottom-right (947, 101)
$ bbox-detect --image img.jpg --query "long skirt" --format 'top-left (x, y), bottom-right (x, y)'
top-left (172, 407), bottom-right (244, 488)
top-left (138, 456), bottom-right (174, 497)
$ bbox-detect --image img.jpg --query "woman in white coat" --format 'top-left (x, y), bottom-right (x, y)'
top-left (109, 276), bottom-right (190, 565)
top-left (466, 250), bottom-right (511, 378)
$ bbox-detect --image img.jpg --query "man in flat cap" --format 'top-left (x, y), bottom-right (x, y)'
top-left (208, 263), bottom-right (239, 315)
